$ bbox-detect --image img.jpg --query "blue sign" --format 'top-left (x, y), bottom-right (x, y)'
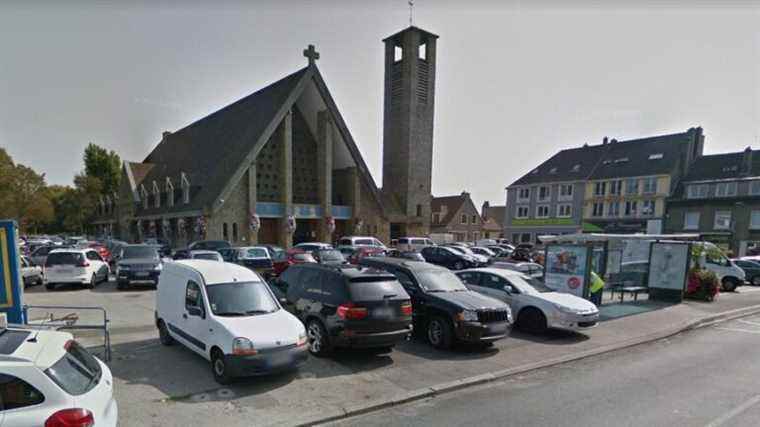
top-left (0, 221), bottom-right (24, 323)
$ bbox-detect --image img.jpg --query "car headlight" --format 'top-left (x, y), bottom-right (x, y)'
top-left (553, 304), bottom-right (581, 315)
top-left (232, 337), bottom-right (257, 355)
top-left (297, 331), bottom-right (308, 347)
top-left (457, 309), bottom-right (479, 322)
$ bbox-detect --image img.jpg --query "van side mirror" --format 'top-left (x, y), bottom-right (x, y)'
top-left (187, 306), bottom-right (204, 318)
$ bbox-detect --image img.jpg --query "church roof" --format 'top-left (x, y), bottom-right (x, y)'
top-left (129, 62), bottom-right (386, 217)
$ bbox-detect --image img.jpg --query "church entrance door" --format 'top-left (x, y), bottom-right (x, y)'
top-left (293, 219), bottom-right (320, 244)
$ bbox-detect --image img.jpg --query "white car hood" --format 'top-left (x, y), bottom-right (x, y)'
top-left (218, 309), bottom-right (304, 350)
top-left (535, 292), bottom-right (598, 312)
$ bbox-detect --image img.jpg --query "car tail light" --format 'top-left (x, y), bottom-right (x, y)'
top-left (401, 302), bottom-right (413, 316)
top-left (337, 303), bottom-right (368, 320)
top-left (77, 261), bottom-right (90, 267)
top-left (45, 408), bottom-right (94, 427)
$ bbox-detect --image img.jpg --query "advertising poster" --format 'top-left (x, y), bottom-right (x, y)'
top-left (648, 242), bottom-right (689, 291)
top-left (0, 220), bottom-right (24, 323)
top-left (544, 244), bottom-right (590, 297)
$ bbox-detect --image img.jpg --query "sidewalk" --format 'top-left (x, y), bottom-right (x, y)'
top-left (97, 287), bottom-right (760, 427)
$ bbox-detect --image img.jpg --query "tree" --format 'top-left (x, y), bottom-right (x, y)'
top-left (0, 149), bottom-right (54, 232)
top-left (84, 143), bottom-right (121, 195)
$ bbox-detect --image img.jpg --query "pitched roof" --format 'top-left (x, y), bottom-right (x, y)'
top-left (681, 149), bottom-right (760, 182)
top-left (483, 205), bottom-right (506, 227)
top-left (431, 194), bottom-right (468, 225)
top-left (138, 67), bottom-right (310, 212)
top-left (126, 162), bottom-right (154, 187)
top-left (589, 130), bottom-right (697, 180)
top-left (510, 144), bottom-right (607, 186)
top-left (510, 128), bottom-right (702, 186)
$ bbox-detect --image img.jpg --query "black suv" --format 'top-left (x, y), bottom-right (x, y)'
top-left (420, 246), bottom-right (479, 270)
top-left (273, 264), bottom-right (413, 356)
top-left (359, 258), bottom-right (511, 349)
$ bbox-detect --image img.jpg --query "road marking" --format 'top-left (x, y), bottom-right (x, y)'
top-left (737, 319), bottom-right (760, 327)
top-left (705, 394), bottom-right (760, 427)
top-left (715, 327), bottom-right (760, 335)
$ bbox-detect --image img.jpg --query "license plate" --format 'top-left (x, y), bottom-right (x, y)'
top-left (373, 307), bottom-right (394, 319)
top-left (136, 271), bottom-right (149, 277)
top-left (58, 268), bottom-right (72, 274)
top-left (269, 351), bottom-right (290, 366)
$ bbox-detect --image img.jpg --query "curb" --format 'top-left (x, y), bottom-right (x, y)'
top-left (301, 303), bottom-right (760, 426)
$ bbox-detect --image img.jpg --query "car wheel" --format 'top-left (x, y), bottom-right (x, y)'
top-left (306, 319), bottom-right (331, 356)
top-left (36, 276), bottom-right (44, 286)
top-left (453, 261), bottom-right (464, 270)
top-left (45, 282), bottom-right (56, 291)
top-left (752, 275), bottom-right (760, 286)
top-left (117, 281), bottom-right (128, 291)
top-left (211, 349), bottom-right (232, 385)
top-left (427, 316), bottom-right (453, 349)
top-left (157, 320), bottom-right (174, 346)
top-left (84, 274), bottom-right (96, 289)
top-left (722, 277), bottom-right (739, 292)
top-left (518, 308), bottom-right (547, 334)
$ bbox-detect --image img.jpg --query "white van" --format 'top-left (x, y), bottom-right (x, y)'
top-left (695, 241), bottom-right (746, 292)
top-left (396, 237), bottom-right (435, 252)
top-left (155, 260), bottom-right (308, 384)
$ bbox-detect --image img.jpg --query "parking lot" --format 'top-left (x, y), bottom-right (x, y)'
top-left (24, 275), bottom-right (603, 426)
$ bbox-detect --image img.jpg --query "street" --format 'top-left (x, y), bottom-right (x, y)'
top-left (329, 315), bottom-right (760, 427)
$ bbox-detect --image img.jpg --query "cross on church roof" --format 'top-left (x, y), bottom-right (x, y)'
top-left (303, 44), bottom-right (320, 66)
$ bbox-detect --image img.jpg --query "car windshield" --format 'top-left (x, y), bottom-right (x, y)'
top-left (416, 269), bottom-right (468, 292)
top-left (242, 248), bottom-right (269, 259)
top-left (46, 252), bottom-right (83, 266)
top-left (194, 253), bottom-right (221, 261)
top-left (44, 341), bottom-right (102, 396)
top-left (355, 239), bottom-right (374, 245)
top-left (508, 275), bottom-right (553, 294)
top-left (293, 253), bottom-right (317, 262)
top-left (122, 246), bottom-right (159, 259)
top-left (206, 281), bottom-right (279, 316)
top-left (319, 250), bottom-right (345, 262)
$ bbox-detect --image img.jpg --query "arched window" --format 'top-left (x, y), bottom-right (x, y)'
top-left (232, 223), bottom-right (238, 242)
top-left (222, 223), bottom-right (229, 241)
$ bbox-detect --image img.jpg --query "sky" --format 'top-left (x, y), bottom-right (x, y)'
top-left (1, 0), bottom-right (759, 209)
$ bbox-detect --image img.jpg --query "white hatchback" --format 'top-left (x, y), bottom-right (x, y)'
top-left (44, 249), bottom-right (110, 290)
top-left (0, 326), bottom-right (117, 427)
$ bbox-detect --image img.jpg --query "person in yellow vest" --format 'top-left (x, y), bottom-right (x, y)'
top-left (589, 271), bottom-right (605, 306)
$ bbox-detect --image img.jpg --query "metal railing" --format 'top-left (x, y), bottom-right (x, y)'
top-left (22, 304), bottom-right (111, 362)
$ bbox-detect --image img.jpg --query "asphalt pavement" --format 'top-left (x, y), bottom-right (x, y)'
top-left (328, 315), bottom-right (760, 427)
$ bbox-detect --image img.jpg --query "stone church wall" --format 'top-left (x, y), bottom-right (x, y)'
top-left (207, 169), bottom-right (250, 245)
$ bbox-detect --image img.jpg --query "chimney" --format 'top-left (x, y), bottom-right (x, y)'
top-left (742, 147), bottom-right (753, 175)
top-left (461, 191), bottom-right (470, 198)
top-left (602, 136), bottom-right (609, 145)
top-left (482, 201), bottom-right (490, 219)
top-left (162, 131), bottom-right (172, 140)
top-left (610, 138), bottom-right (618, 144)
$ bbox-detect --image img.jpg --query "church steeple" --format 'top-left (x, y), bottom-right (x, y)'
top-left (381, 26), bottom-right (438, 237)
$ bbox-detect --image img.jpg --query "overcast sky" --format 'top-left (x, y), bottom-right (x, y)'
top-left (2, 1), bottom-right (759, 208)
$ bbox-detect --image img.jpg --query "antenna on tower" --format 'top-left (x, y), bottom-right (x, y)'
top-left (409, 0), bottom-right (414, 26)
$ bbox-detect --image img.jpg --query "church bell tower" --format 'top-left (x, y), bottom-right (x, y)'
top-left (381, 26), bottom-right (438, 237)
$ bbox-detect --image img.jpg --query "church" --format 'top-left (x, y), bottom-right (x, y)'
top-left (94, 25), bottom-right (439, 248)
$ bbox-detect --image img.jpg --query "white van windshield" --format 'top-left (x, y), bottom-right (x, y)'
top-left (206, 281), bottom-right (279, 316)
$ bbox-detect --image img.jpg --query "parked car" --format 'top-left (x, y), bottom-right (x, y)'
top-left (272, 249), bottom-right (317, 276)
top-left (0, 326), bottom-right (118, 427)
top-left (173, 249), bottom-right (191, 260)
top-left (219, 246), bottom-right (274, 278)
top-left (258, 244), bottom-right (285, 261)
top-left (420, 246), bottom-right (480, 270)
top-left (312, 248), bottom-right (348, 266)
top-left (444, 245), bottom-right (490, 265)
top-left (470, 246), bottom-right (497, 259)
top-left (144, 237), bottom-right (172, 257)
top-left (359, 258), bottom-right (511, 349)
top-left (30, 245), bottom-right (57, 267)
top-left (491, 261), bottom-right (544, 280)
top-left (156, 261), bottom-right (307, 384)
top-left (336, 236), bottom-right (388, 250)
top-left (293, 242), bottom-right (333, 253)
top-left (44, 249), bottom-right (110, 290)
top-left (697, 242), bottom-right (745, 292)
top-left (188, 240), bottom-right (231, 252)
top-left (347, 246), bottom-right (386, 264)
top-left (20, 255), bottom-right (43, 287)
top-left (189, 250), bottom-right (224, 262)
top-left (457, 268), bottom-right (599, 334)
top-left (387, 249), bottom-right (426, 262)
top-left (273, 263), bottom-right (413, 356)
top-left (735, 259), bottom-right (760, 285)
top-left (88, 243), bottom-right (112, 264)
top-left (116, 245), bottom-right (163, 290)
top-left (395, 237), bottom-right (435, 252)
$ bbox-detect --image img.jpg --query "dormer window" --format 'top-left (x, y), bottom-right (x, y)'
top-left (602, 160), bottom-right (612, 165)
top-left (614, 157), bottom-right (629, 163)
top-left (166, 177), bottom-right (175, 207)
top-left (181, 172), bottom-right (190, 204)
top-left (152, 181), bottom-right (160, 209)
top-left (140, 185), bottom-right (149, 209)
top-left (531, 169), bottom-right (539, 175)
top-left (649, 153), bottom-right (663, 160)
top-left (549, 167), bottom-right (558, 174)
top-left (571, 164), bottom-right (581, 172)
